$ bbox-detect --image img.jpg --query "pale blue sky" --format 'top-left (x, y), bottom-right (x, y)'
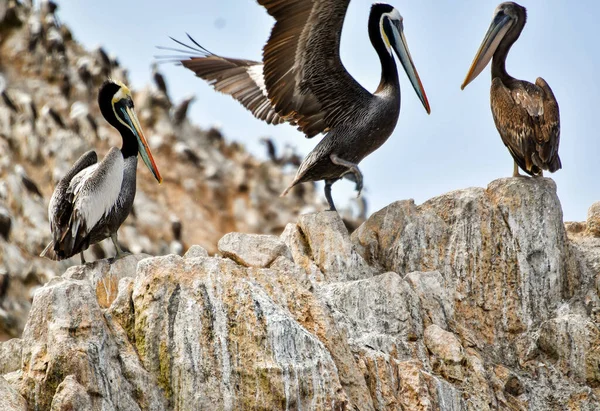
top-left (60, 1), bottom-right (600, 221)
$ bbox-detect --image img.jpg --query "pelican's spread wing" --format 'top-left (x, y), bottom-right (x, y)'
top-left (259, 0), bottom-right (371, 137)
top-left (180, 54), bottom-right (288, 125)
top-left (174, 0), bottom-right (370, 138)
top-left (491, 78), bottom-right (560, 174)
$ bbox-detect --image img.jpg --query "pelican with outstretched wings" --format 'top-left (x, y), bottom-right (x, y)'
top-left (166, 1), bottom-right (430, 210)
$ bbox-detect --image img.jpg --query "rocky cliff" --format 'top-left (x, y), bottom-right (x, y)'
top-left (2, 2), bottom-right (600, 411)
top-left (0, 1), bottom-right (362, 340)
top-left (1, 176), bottom-right (599, 410)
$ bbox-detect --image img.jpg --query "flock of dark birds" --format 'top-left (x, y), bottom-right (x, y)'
top-left (36, 1), bottom-right (562, 264)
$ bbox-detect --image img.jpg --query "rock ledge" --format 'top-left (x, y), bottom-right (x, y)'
top-left (2, 177), bottom-right (599, 410)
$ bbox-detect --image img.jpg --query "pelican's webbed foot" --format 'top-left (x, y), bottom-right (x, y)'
top-left (330, 154), bottom-right (363, 196)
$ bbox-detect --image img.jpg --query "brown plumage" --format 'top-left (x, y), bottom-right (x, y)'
top-left (461, 2), bottom-right (561, 177)
top-left (491, 77), bottom-right (560, 175)
top-left (257, 0), bottom-right (357, 138)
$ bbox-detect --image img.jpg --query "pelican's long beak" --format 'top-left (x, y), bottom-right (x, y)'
top-left (121, 104), bottom-right (163, 183)
top-left (389, 20), bottom-right (430, 114)
top-left (461, 12), bottom-right (513, 90)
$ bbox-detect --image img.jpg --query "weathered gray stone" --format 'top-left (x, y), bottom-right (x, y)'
top-left (15, 277), bottom-right (167, 410)
top-left (424, 324), bottom-right (465, 382)
top-left (184, 244), bottom-right (208, 259)
top-left (463, 349), bottom-right (495, 410)
top-left (319, 272), bottom-right (424, 358)
top-left (424, 325), bottom-right (464, 364)
top-left (63, 253), bottom-right (150, 308)
top-left (297, 211), bottom-right (376, 282)
top-left (132, 254), bottom-right (357, 410)
top-left (353, 178), bottom-right (568, 356)
top-left (0, 376), bottom-right (26, 411)
top-left (280, 222), bottom-right (324, 283)
top-left (0, 338), bottom-right (22, 374)
top-left (393, 360), bottom-right (465, 411)
top-left (587, 201), bottom-right (600, 237)
top-left (3, 180), bottom-right (600, 410)
top-left (218, 232), bottom-right (290, 267)
top-left (405, 271), bottom-right (453, 329)
top-left (50, 375), bottom-right (92, 411)
top-left (538, 314), bottom-right (600, 386)
top-left (106, 277), bottom-right (136, 342)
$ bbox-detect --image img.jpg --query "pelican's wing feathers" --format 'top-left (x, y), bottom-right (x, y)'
top-left (491, 77), bottom-right (561, 174)
top-left (180, 53), bottom-right (289, 126)
top-left (535, 77), bottom-right (561, 171)
top-left (259, 0), bottom-right (372, 137)
top-left (46, 150), bottom-right (97, 244)
top-left (174, 0), bottom-right (371, 138)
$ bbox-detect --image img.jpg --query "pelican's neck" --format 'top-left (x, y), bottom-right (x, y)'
top-left (369, 14), bottom-right (399, 94)
top-left (98, 82), bottom-right (139, 160)
top-left (376, 45), bottom-right (399, 94)
top-left (98, 100), bottom-right (138, 160)
top-left (491, 14), bottom-right (525, 84)
top-left (491, 41), bottom-right (513, 82)
top-left (119, 130), bottom-right (138, 159)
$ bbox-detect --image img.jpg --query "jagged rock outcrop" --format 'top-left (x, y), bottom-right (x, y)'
top-left (0, 2), bottom-right (362, 340)
top-left (1, 177), bottom-right (599, 410)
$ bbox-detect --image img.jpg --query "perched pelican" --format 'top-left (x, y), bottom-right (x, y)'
top-left (152, 62), bottom-right (169, 97)
top-left (0, 74), bottom-right (18, 113)
top-left (461, 2), bottom-right (561, 177)
top-left (171, 94), bottom-right (195, 125)
top-left (167, 1), bottom-right (430, 210)
top-left (41, 80), bottom-right (162, 263)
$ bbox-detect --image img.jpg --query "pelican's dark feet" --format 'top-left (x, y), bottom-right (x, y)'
top-left (324, 179), bottom-right (337, 211)
top-left (330, 154), bottom-right (363, 197)
top-left (80, 251), bottom-right (86, 265)
top-left (342, 172), bottom-right (364, 197)
top-left (110, 232), bottom-right (130, 261)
